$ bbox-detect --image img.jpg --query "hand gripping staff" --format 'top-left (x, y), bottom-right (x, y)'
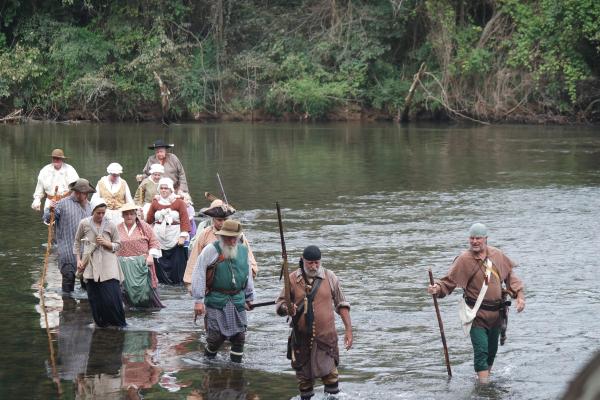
top-left (276, 202), bottom-right (293, 316)
top-left (429, 268), bottom-right (452, 377)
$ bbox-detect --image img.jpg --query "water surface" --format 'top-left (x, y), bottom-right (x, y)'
top-left (1, 122), bottom-right (599, 399)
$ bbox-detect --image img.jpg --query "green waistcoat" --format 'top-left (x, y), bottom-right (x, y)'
top-left (205, 242), bottom-right (249, 311)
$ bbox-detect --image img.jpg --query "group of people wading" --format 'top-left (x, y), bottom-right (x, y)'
top-left (33, 141), bottom-right (525, 399)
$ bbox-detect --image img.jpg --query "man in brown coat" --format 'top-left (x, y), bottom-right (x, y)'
top-left (276, 245), bottom-right (352, 400)
top-left (428, 223), bottom-right (525, 382)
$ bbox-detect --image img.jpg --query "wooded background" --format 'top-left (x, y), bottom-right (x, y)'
top-left (1, 0), bottom-right (599, 123)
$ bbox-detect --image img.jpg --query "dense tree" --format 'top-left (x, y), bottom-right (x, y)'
top-left (0, 0), bottom-right (598, 122)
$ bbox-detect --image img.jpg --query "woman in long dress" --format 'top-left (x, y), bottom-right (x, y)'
top-left (74, 197), bottom-right (126, 328)
top-left (146, 177), bottom-right (190, 284)
top-left (116, 203), bottom-right (164, 308)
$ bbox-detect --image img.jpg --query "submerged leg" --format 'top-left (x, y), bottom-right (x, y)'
top-left (205, 329), bottom-right (225, 359)
top-left (229, 332), bottom-right (246, 363)
top-left (297, 371), bottom-right (315, 400)
top-left (60, 263), bottom-right (76, 293)
top-left (322, 368), bottom-right (340, 395)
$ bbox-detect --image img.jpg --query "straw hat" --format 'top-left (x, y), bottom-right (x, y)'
top-left (90, 197), bottom-right (107, 212)
top-left (120, 203), bottom-right (140, 213)
top-left (215, 219), bottom-right (242, 237)
top-left (200, 199), bottom-right (236, 218)
top-left (68, 178), bottom-right (96, 193)
top-left (106, 162), bottom-right (123, 175)
top-left (49, 149), bottom-right (67, 159)
top-left (148, 139), bottom-right (174, 150)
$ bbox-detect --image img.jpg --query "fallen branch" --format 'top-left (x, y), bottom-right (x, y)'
top-left (0, 109), bottom-right (22, 123)
top-left (399, 62), bottom-right (426, 122)
top-left (419, 72), bottom-right (490, 125)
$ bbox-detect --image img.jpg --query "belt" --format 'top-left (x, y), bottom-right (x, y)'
top-left (155, 221), bottom-right (179, 225)
top-left (213, 288), bottom-right (241, 295)
top-left (465, 296), bottom-right (508, 312)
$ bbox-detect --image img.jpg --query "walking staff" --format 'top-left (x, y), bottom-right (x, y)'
top-left (38, 186), bottom-right (63, 395)
top-left (428, 268), bottom-right (452, 377)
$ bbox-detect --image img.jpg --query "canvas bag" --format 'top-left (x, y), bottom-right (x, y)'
top-left (458, 258), bottom-right (492, 336)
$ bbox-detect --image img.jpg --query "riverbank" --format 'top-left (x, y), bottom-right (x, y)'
top-left (1, 2), bottom-right (598, 128)
top-left (2, 105), bottom-right (596, 125)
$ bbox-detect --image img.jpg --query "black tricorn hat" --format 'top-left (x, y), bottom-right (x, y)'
top-left (148, 139), bottom-right (174, 150)
top-left (200, 199), bottom-right (236, 218)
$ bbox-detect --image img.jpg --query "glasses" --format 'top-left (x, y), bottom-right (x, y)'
top-left (52, 157), bottom-right (63, 161)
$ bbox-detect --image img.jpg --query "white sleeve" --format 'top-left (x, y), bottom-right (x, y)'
top-left (124, 182), bottom-right (134, 203)
top-left (33, 168), bottom-right (46, 200)
top-left (191, 245), bottom-right (219, 303)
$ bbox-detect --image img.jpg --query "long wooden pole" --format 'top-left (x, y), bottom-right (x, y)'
top-left (38, 186), bottom-right (63, 395)
top-left (276, 202), bottom-right (293, 316)
top-left (429, 268), bottom-right (452, 377)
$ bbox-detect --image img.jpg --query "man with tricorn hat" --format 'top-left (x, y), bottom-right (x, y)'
top-left (276, 245), bottom-right (353, 400)
top-left (32, 148), bottom-right (79, 213)
top-left (137, 139), bottom-right (189, 194)
top-left (428, 223), bottom-right (525, 382)
top-left (183, 199), bottom-right (258, 285)
top-left (191, 219), bottom-right (255, 362)
top-left (44, 178), bottom-right (94, 293)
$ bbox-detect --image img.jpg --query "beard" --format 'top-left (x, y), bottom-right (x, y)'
top-left (305, 266), bottom-right (322, 278)
top-left (219, 238), bottom-right (239, 259)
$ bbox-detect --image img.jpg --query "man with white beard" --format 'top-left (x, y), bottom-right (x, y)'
top-left (276, 245), bottom-right (353, 400)
top-left (191, 219), bottom-right (255, 362)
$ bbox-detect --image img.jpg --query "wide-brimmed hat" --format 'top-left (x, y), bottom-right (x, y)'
top-left (200, 199), bottom-right (236, 218)
top-left (90, 197), bottom-right (107, 212)
top-left (49, 149), bottom-right (67, 159)
top-left (120, 202), bottom-right (140, 213)
top-left (149, 163), bottom-right (165, 174)
top-left (106, 162), bottom-right (123, 175)
top-left (148, 139), bottom-right (174, 150)
top-left (68, 178), bottom-right (96, 193)
top-left (215, 219), bottom-right (242, 237)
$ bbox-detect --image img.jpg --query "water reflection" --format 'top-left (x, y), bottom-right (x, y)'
top-left (3, 122), bottom-right (600, 400)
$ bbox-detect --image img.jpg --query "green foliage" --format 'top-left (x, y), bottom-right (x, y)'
top-left (0, 45), bottom-right (45, 101)
top-left (0, 0), bottom-right (598, 121)
top-left (501, 0), bottom-right (600, 102)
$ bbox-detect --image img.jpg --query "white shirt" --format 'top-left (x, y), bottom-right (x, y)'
top-left (32, 163), bottom-right (79, 211)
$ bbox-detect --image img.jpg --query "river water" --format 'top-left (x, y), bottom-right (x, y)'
top-left (0, 122), bottom-right (599, 399)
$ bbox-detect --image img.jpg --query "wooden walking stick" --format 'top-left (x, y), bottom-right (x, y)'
top-left (429, 268), bottom-right (452, 377)
top-left (38, 186), bottom-right (63, 394)
top-left (39, 186), bottom-right (59, 289)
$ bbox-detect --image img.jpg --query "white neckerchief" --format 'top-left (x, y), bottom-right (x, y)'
top-left (158, 194), bottom-right (176, 206)
top-left (103, 176), bottom-right (122, 193)
top-left (124, 222), bottom-right (138, 237)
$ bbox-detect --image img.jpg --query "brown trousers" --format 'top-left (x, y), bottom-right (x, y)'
top-left (297, 367), bottom-right (339, 399)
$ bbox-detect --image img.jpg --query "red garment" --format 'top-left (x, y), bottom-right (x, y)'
top-left (146, 198), bottom-right (191, 233)
top-left (117, 220), bottom-right (161, 288)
